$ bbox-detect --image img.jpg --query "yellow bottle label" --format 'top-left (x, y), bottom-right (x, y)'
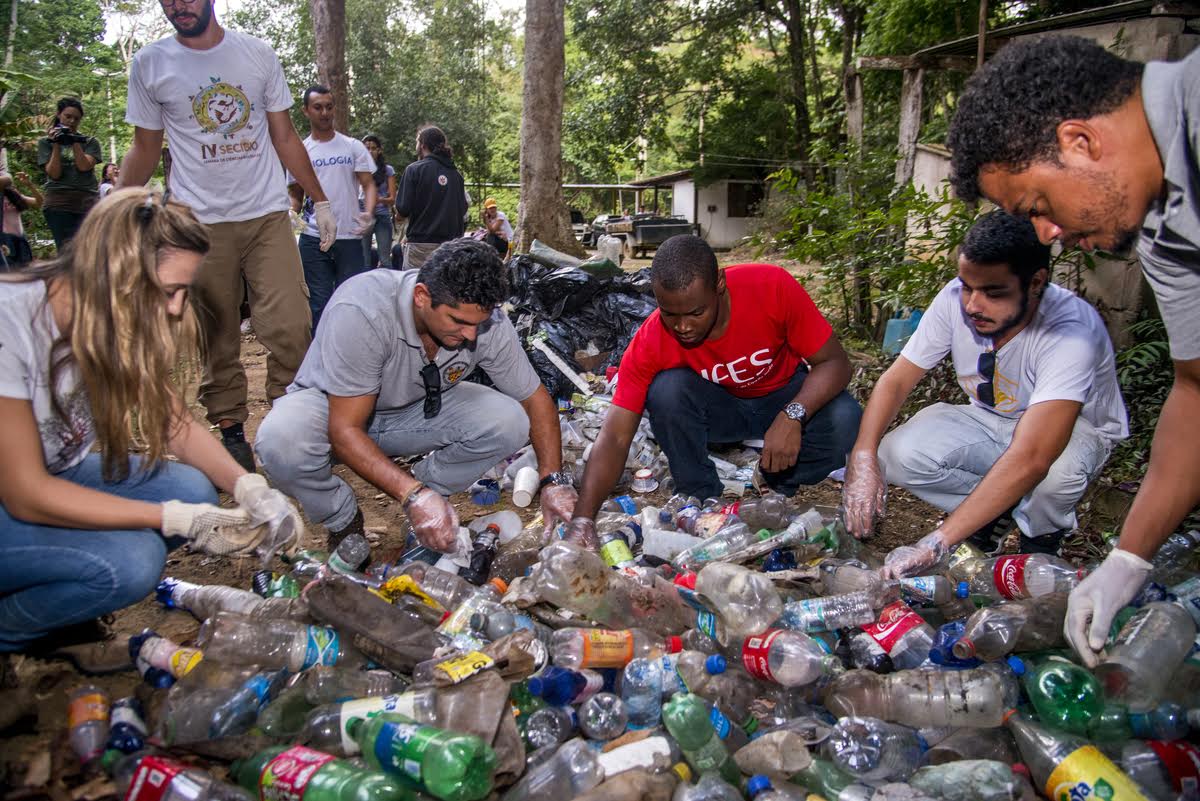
top-left (169, 647), bottom-right (203, 677)
top-left (1045, 745), bottom-right (1149, 801)
top-left (434, 651), bottom-right (495, 684)
top-left (600, 538), bottom-right (634, 567)
top-left (377, 575), bottom-right (444, 611)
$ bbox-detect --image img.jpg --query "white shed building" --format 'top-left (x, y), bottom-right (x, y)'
top-left (629, 169), bottom-right (766, 251)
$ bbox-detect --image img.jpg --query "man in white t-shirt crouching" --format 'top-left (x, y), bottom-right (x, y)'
top-left (288, 85), bottom-right (376, 331)
top-left (840, 211), bottom-right (1128, 570)
top-left (119, 0), bottom-right (335, 472)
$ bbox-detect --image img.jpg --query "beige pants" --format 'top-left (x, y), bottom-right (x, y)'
top-left (402, 241), bottom-right (442, 271)
top-left (192, 211), bottom-right (311, 425)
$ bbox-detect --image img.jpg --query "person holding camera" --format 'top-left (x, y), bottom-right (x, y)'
top-left (36, 97), bottom-right (102, 250)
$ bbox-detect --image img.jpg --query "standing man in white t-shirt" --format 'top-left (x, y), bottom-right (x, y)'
top-left (840, 212), bottom-right (1127, 570)
top-left (287, 85), bottom-right (376, 331)
top-left (118, 0), bottom-right (336, 472)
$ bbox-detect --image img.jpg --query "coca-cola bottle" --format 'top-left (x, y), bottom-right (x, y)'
top-left (960, 554), bottom-right (1086, 601)
top-left (859, 601), bottom-right (936, 670)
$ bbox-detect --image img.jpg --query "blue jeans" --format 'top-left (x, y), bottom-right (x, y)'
top-left (299, 234), bottom-right (371, 331)
top-left (0, 454), bottom-right (217, 651)
top-left (362, 212), bottom-right (394, 268)
top-left (645, 367), bottom-right (863, 499)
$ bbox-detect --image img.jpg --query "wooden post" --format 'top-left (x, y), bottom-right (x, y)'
top-left (894, 67), bottom-right (924, 187)
top-left (845, 68), bottom-right (864, 155)
top-left (977, 0), bottom-right (988, 69)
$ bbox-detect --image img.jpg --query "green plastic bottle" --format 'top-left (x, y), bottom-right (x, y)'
top-left (231, 745), bottom-right (412, 801)
top-left (346, 713), bottom-right (496, 801)
top-left (661, 693), bottom-right (740, 785)
top-left (1022, 657), bottom-right (1103, 735)
top-left (794, 757), bottom-right (868, 800)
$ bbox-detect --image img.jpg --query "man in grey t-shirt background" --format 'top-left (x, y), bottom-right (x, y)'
top-left (255, 238), bottom-right (577, 552)
top-left (945, 36), bottom-right (1200, 666)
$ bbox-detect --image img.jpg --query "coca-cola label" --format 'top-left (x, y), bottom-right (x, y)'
top-left (260, 745), bottom-right (335, 801)
top-left (125, 756), bottom-right (187, 801)
top-left (742, 630), bottom-right (784, 682)
top-left (861, 601), bottom-right (924, 653)
top-left (1147, 740), bottom-right (1200, 791)
top-left (991, 555), bottom-right (1031, 600)
top-left (719, 502), bottom-right (741, 516)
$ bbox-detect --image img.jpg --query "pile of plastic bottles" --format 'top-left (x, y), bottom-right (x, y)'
top-left (64, 493), bottom-right (1200, 801)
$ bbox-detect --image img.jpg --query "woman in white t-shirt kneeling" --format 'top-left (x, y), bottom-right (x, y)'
top-left (0, 189), bottom-right (302, 669)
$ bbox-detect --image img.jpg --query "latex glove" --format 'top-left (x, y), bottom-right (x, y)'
top-left (404, 486), bottom-right (460, 553)
top-left (353, 211), bottom-right (374, 236)
top-left (234, 474), bottom-right (303, 560)
top-left (1065, 548), bottom-right (1152, 668)
top-left (843, 451), bottom-right (887, 539)
top-left (878, 529), bottom-right (950, 580)
top-left (313, 200), bottom-right (337, 251)
top-left (161, 501), bottom-right (264, 556)
top-left (540, 484), bottom-right (578, 538)
top-left (562, 516), bottom-right (599, 551)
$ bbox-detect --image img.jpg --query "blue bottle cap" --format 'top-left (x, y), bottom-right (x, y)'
top-left (705, 654), bottom-right (727, 675)
top-left (527, 676), bottom-right (546, 696)
top-left (956, 581), bottom-right (969, 599)
top-left (747, 775), bottom-right (772, 798)
top-left (1006, 656), bottom-right (1027, 676)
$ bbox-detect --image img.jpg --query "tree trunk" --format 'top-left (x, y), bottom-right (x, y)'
top-left (780, 0), bottom-right (811, 165)
top-left (308, 0), bottom-right (349, 133)
top-left (515, 0), bottom-right (585, 256)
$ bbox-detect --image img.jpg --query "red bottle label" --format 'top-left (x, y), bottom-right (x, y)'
top-left (125, 756), bottom-right (187, 801)
top-left (861, 601), bottom-right (924, 653)
top-left (720, 502), bottom-right (741, 515)
top-left (742, 629), bottom-right (784, 681)
top-left (992, 555), bottom-right (1030, 599)
top-left (260, 745), bottom-right (336, 801)
top-left (1147, 740), bottom-right (1200, 792)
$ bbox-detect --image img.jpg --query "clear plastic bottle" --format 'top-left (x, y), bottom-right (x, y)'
top-left (821, 561), bottom-right (887, 595)
top-left (502, 738), bottom-right (605, 801)
top-left (459, 525), bottom-right (500, 586)
top-left (67, 684), bottom-right (110, 764)
top-left (401, 563), bottom-right (475, 611)
top-left (740, 629), bottom-right (840, 687)
top-left (671, 772), bottom-right (744, 801)
top-left (778, 586), bottom-right (897, 634)
top-left (328, 533), bottom-right (371, 575)
top-left (1096, 601), bottom-right (1197, 712)
top-left (860, 601), bottom-right (936, 670)
top-left (117, 753), bottom-right (253, 801)
top-left (825, 661), bottom-right (1024, 728)
top-left (159, 667), bottom-right (289, 744)
top-left (674, 652), bottom-right (760, 734)
top-left (642, 529), bottom-right (706, 562)
top-left (659, 494), bottom-right (701, 527)
top-left (746, 775), bottom-right (807, 801)
top-left (840, 629), bottom-right (895, 673)
top-left (952, 593), bottom-right (1069, 661)
top-left (436, 578), bottom-right (508, 642)
top-left (550, 627), bottom-right (682, 670)
top-left (578, 693), bottom-right (628, 740)
top-left (694, 562), bottom-right (783, 645)
top-left (524, 706), bottom-right (577, 750)
top-left (960, 553), bottom-right (1086, 601)
top-left (1005, 711), bottom-right (1149, 801)
top-left (156, 578), bottom-right (310, 622)
top-left (620, 657), bottom-right (663, 729)
top-left (898, 575), bottom-right (968, 607)
top-left (601, 495), bottom-right (646, 515)
top-left (1153, 529), bottom-right (1200, 567)
top-left (1118, 739), bottom-right (1200, 801)
top-left (672, 519), bottom-right (765, 569)
top-left (197, 611), bottom-right (356, 672)
top-left (661, 693), bottom-right (741, 785)
top-left (1169, 575), bottom-right (1200, 627)
top-left (826, 716), bottom-right (926, 783)
top-left (231, 745), bottom-right (410, 801)
top-left (723, 495), bottom-right (792, 531)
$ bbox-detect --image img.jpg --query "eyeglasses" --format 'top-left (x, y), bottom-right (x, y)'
top-left (977, 350), bottom-right (996, 407)
top-left (420, 361), bottom-right (442, 419)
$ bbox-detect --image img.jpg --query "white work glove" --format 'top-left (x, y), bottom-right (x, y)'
top-left (404, 486), bottom-right (460, 553)
top-left (1065, 548), bottom-right (1152, 668)
top-left (843, 451), bottom-right (887, 539)
top-left (540, 484), bottom-right (578, 538)
top-left (234, 474), bottom-right (303, 560)
top-left (878, 529), bottom-right (951, 580)
top-left (353, 211), bottom-right (374, 237)
top-left (161, 501), bottom-right (264, 556)
top-left (313, 200), bottom-right (337, 251)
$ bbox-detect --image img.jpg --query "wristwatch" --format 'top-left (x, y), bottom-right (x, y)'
top-left (538, 470), bottom-right (575, 490)
top-left (783, 402), bottom-right (808, 426)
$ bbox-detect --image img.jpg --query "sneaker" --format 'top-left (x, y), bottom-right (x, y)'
top-left (327, 507), bottom-right (365, 551)
top-left (1019, 529), bottom-right (1068, 556)
top-left (966, 509), bottom-right (1017, 555)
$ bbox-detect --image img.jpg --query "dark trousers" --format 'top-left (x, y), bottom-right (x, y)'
top-left (43, 208), bottom-right (88, 251)
top-left (299, 234), bottom-right (370, 332)
top-left (645, 367), bottom-right (863, 499)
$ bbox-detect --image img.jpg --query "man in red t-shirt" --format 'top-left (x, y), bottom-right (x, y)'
top-left (565, 235), bottom-right (862, 545)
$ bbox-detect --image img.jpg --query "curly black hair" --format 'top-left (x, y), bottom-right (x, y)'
top-left (418, 238), bottom-right (509, 308)
top-left (947, 36), bottom-right (1143, 202)
top-left (651, 234), bottom-right (719, 290)
top-left (961, 210), bottom-right (1050, 289)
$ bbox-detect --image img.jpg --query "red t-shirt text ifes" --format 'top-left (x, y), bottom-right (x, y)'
top-left (612, 263), bottom-right (834, 415)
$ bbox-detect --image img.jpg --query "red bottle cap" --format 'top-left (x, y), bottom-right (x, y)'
top-left (666, 635), bottom-right (683, 654)
top-left (673, 572), bottom-right (697, 590)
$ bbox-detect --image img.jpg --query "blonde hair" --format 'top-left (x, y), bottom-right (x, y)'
top-left (11, 188), bottom-right (210, 480)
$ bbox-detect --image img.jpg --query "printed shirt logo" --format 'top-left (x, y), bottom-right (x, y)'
top-left (192, 78), bottom-right (252, 137)
top-left (437, 174), bottom-right (448, 186)
top-left (442, 361), bottom-right (469, 384)
top-left (699, 347), bottom-right (774, 386)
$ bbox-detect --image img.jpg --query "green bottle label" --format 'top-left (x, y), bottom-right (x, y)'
top-left (302, 627), bottom-right (340, 669)
top-left (260, 745), bottom-right (335, 801)
top-left (600, 538), bottom-right (634, 567)
top-left (372, 719), bottom-right (452, 784)
top-left (687, 736), bottom-right (731, 773)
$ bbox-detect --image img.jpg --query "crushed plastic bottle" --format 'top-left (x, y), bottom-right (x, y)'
top-left (740, 629), bottom-right (840, 687)
top-left (197, 612), bottom-right (355, 671)
top-left (694, 562), bottom-right (783, 645)
top-left (826, 716), bottom-right (927, 782)
top-left (1096, 601), bottom-right (1197, 712)
top-left (578, 693), bottom-right (628, 740)
top-left (502, 738), bottom-right (605, 801)
top-left (620, 657), bottom-right (663, 728)
top-left (825, 661), bottom-right (1023, 728)
top-left (953, 593), bottom-right (1069, 661)
top-left (860, 601), bottom-right (936, 670)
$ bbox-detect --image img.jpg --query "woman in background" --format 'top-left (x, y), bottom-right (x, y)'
top-left (36, 97), bottom-right (102, 250)
top-left (361, 135), bottom-right (396, 268)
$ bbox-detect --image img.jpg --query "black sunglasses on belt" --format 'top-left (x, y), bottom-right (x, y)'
top-left (977, 349), bottom-right (996, 407)
top-left (420, 362), bottom-right (442, 419)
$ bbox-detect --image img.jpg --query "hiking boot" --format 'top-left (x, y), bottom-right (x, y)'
top-left (26, 616), bottom-right (132, 675)
top-left (967, 509), bottom-right (1017, 555)
top-left (1019, 529), bottom-right (1068, 556)
top-left (221, 422), bottom-right (256, 473)
top-left (327, 507), bottom-right (365, 551)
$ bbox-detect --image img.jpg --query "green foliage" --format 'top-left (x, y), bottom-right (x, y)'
top-left (1105, 317), bottom-right (1173, 483)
